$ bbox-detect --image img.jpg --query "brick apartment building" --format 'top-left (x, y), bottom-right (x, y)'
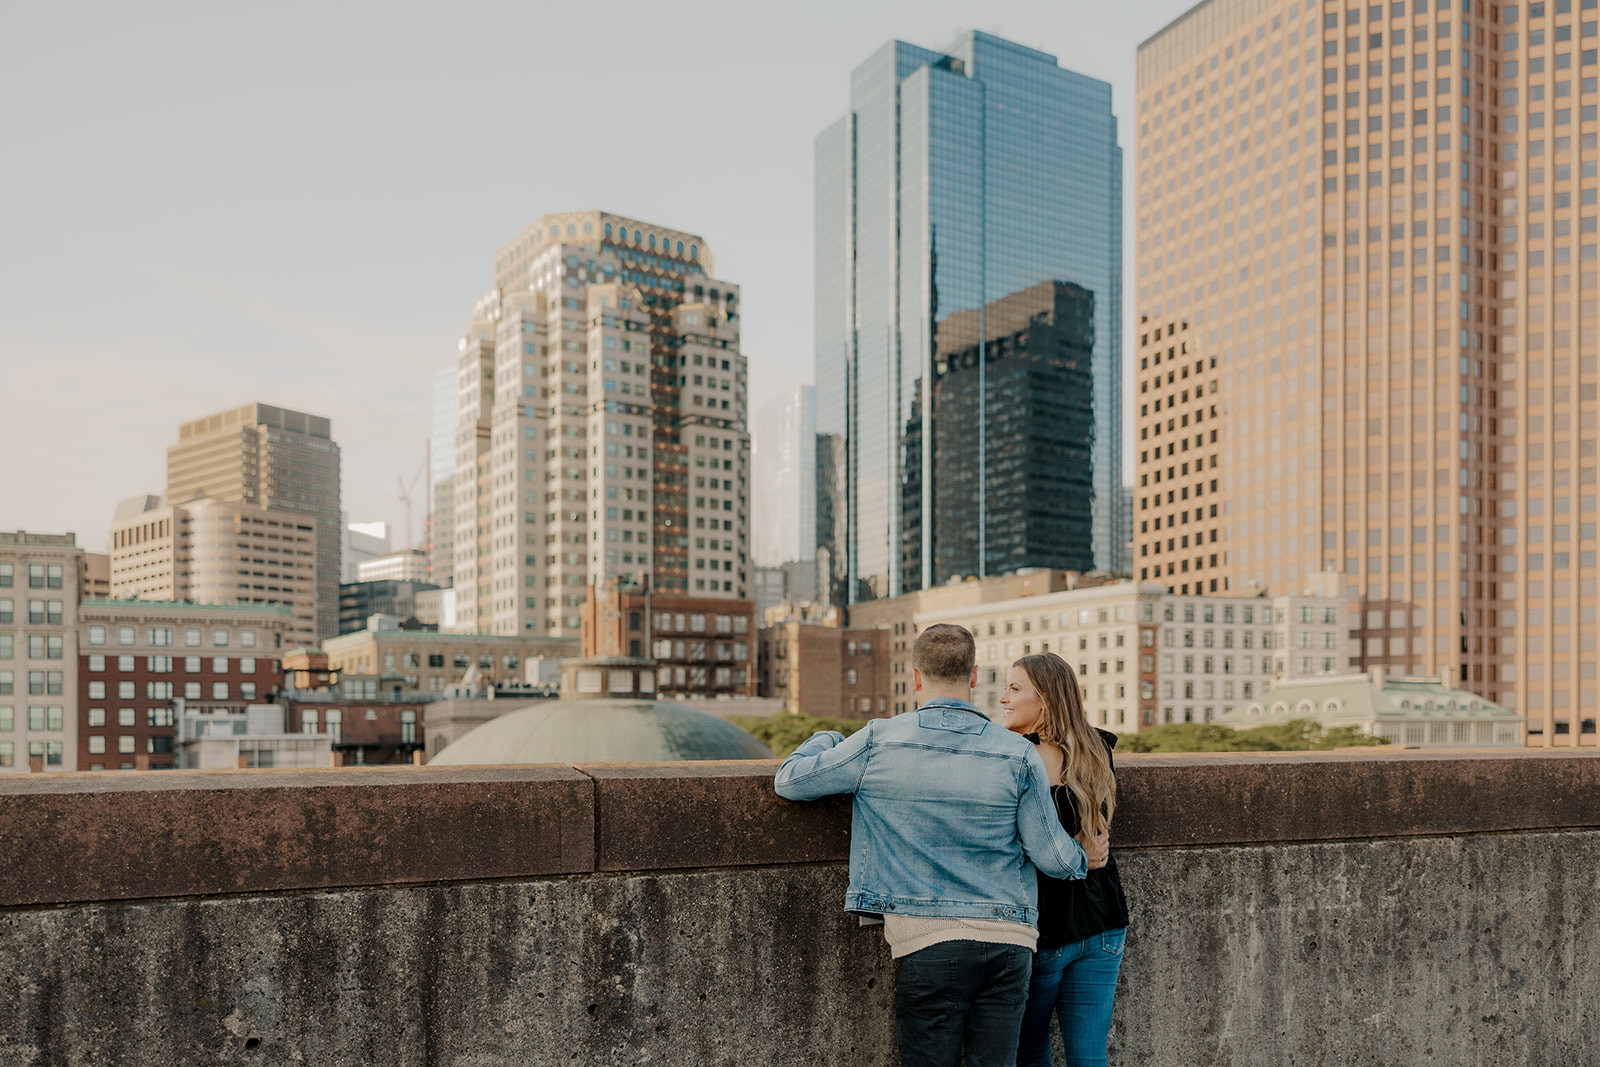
top-left (757, 621), bottom-right (890, 719)
top-left (583, 581), bottom-right (755, 698)
top-left (77, 599), bottom-right (293, 771)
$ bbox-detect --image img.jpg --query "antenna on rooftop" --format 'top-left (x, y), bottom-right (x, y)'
top-left (397, 453), bottom-right (426, 551)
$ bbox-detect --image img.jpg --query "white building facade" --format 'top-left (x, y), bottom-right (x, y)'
top-left (449, 211), bottom-right (750, 638)
top-left (751, 384), bottom-right (816, 568)
top-left (915, 580), bottom-right (1352, 733)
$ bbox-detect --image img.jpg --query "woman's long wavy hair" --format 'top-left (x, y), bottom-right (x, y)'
top-left (1014, 653), bottom-right (1116, 838)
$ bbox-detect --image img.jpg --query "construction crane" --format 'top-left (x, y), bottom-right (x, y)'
top-left (397, 454), bottom-right (427, 552)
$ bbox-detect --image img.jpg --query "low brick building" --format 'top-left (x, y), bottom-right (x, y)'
top-left (757, 621), bottom-right (890, 719)
top-left (583, 581), bottom-right (755, 699)
top-left (77, 600), bottom-right (293, 771)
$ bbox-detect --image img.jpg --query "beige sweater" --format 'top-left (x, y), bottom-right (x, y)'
top-left (882, 914), bottom-right (1039, 960)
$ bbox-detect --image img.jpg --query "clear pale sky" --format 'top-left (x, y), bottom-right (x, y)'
top-left (0, 0), bottom-right (1196, 553)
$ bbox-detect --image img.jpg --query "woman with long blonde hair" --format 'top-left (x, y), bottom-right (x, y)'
top-left (999, 653), bottom-right (1129, 1067)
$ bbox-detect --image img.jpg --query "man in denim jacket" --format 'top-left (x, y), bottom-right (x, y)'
top-left (775, 624), bottom-right (1104, 1067)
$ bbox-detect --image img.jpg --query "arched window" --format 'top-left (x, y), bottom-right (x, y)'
top-left (1323, 699), bottom-right (1342, 714)
top-left (1270, 701), bottom-right (1288, 717)
top-left (689, 244), bottom-right (698, 259)
top-left (583, 222), bottom-right (592, 234)
top-left (604, 223), bottom-right (613, 237)
top-left (550, 225), bottom-right (558, 237)
top-left (676, 240), bottom-right (684, 255)
top-left (1295, 700), bottom-right (1315, 717)
top-left (648, 234), bottom-right (657, 248)
top-left (566, 224), bottom-right (575, 235)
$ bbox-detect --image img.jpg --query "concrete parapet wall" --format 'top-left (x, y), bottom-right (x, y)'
top-left (1, 750), bottom-right (1598, 1065)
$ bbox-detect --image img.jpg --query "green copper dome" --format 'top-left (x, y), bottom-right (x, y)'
top-left (428, 698), bottom-right (774, 765)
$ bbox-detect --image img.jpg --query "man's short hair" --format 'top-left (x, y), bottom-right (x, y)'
top-left (913, 624), bottom-right (976, 684)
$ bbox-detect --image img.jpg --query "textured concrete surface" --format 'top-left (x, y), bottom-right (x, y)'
top-left (0, 865), bottom-right (897, 1067)
top-left (577, 760), bottom-right (851, 871)
top-left (1109, 831), bottom-right (1600, 1066)
top-left (1112, 748), bottom-right (1600, 848)
top-left (3, 832), bottom-right (1598, 1065)
top-left (0, 766), bottom-right (595, 906)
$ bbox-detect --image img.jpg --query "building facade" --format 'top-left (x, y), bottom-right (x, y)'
top-left (343, 521), bottom-right (390, 583)
top-left (901, 281), bottom-right (1098, 584)
top-left (447, 211), bottom-right (749, 639)
top-left (338, 580), bottom-right (440, 634)
top-left (1220, 667), bottom-right (1523, 746)
top-left (0, 532), bottom-right (84, 773)
top-left (77, 600), bottom-right (292, 772)
top-left (321, 626), bottom-right (575, 693)
top-left (751, 384), bottom-right (816, 568)
top-left (109, 497), bottom-right (319, 649)
top-left (430, 366), bottom-right (456, 589)
top-left (166, 403), bottom-right (342, 639)
top-left (357, 550), bottom-right (430, 583)
top-left (581, 581), bottom-right (757, 698)
top-left (816, 32), bottom-right (1123, 605)
top-left (915, 581), bottom-right (1349, 732)
top-left (756, 621), bottom-right (891, 718)
top-left (1137, 0), bottom-right (1600, 746)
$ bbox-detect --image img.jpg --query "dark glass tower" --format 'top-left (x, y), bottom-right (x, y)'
top-left (814, 31), bottom-right (1122, 605)
top-left (901, 281), bottom-right (1096, 584)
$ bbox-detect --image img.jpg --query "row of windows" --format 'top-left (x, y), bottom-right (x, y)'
top-left (87, 681), bottom-right (254, 701)
top-left (0, 599), bottom-right (63, 624)
top-left (85, 626), bottom-right (259, 648)
top-left (0, 671), bottom-right (61, 694)
top-left (0, 563), bottom-right (63, 589)
top-left (87, 655), bottom-right (260, 673)
top-left (0, 741), bottom-right (62, 766)
top-left (0, 706), bottom-right (63, 730)
top-left (0, 635), bottom-right (61, 659)
top-left (86, 735), bottom-right (172, 755)
top-left (652, 613), bottom-right (750, 635)
top-left (87, 707), bottom-right (174, 727)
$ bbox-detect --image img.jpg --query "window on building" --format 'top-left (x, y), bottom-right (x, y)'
top-left (212, 682), bottom-right (229, 700)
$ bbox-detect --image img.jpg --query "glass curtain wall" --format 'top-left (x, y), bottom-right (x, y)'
top-left (816, 31), bottom-right (1121, 602)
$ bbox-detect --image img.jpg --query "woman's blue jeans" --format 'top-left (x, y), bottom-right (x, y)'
top-left (1014, 928), bottom-right (1126, 1067)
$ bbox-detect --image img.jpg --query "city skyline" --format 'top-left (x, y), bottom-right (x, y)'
top-left (0, 1), bottom-right (1195, 552)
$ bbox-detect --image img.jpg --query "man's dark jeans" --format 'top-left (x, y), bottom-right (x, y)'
top-left (895, 940), bottom-right (1033, 1067)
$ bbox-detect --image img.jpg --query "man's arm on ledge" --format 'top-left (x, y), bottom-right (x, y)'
top-left (774, 723), bottom-right (875, 802)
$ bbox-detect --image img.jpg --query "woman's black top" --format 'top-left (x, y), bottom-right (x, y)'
top-left (1025, 728), bottom-right (1130, 949)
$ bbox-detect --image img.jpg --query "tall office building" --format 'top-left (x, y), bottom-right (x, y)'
top-left (1136, 0), bottom-right (1595, 744)
top-left (449, 211), bottom-right (749, 637)
top-left (166, 403), bottom-right (341, 640)
top-left (752, 384), bottom-right (816, 568)
top-left (900, 281), bottom-right (1097, 583)
top-left (429, 366), bottom-right (456, 588)
top-left (109, 496), bottom-right (320, 649)
top-left (815, 31), bottom-right (1123, 606)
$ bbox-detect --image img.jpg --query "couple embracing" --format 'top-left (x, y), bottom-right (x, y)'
top-left (776, 624), bottom-right (1129, 1067)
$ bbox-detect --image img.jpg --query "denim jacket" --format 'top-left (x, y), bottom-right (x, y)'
top-left (774, 698), bottom-right (1088, 926)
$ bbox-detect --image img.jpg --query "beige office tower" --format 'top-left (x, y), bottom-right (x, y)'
top-left (1138, 0), bottom-right (1600, 746)
top-left (166, 403), bottom-right (341, 640)
top-left (109, 497), bottom-right (320, 648)
top-left (449, 211), bottom-right (749, 637)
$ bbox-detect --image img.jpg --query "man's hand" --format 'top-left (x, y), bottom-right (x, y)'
top-left (1081, 831), bottom-right (1110, 870)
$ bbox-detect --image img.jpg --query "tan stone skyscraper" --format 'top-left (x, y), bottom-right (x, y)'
top-left (447, 211), bottom-right (749, 637)
top-left (1137, 0), bottom-right (1598, 747)
top-left (167, 403), bottom-right (341, 640)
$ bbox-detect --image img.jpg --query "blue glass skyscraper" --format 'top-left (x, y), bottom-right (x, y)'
top-left (815, 31), bottom-right (1123, 604)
